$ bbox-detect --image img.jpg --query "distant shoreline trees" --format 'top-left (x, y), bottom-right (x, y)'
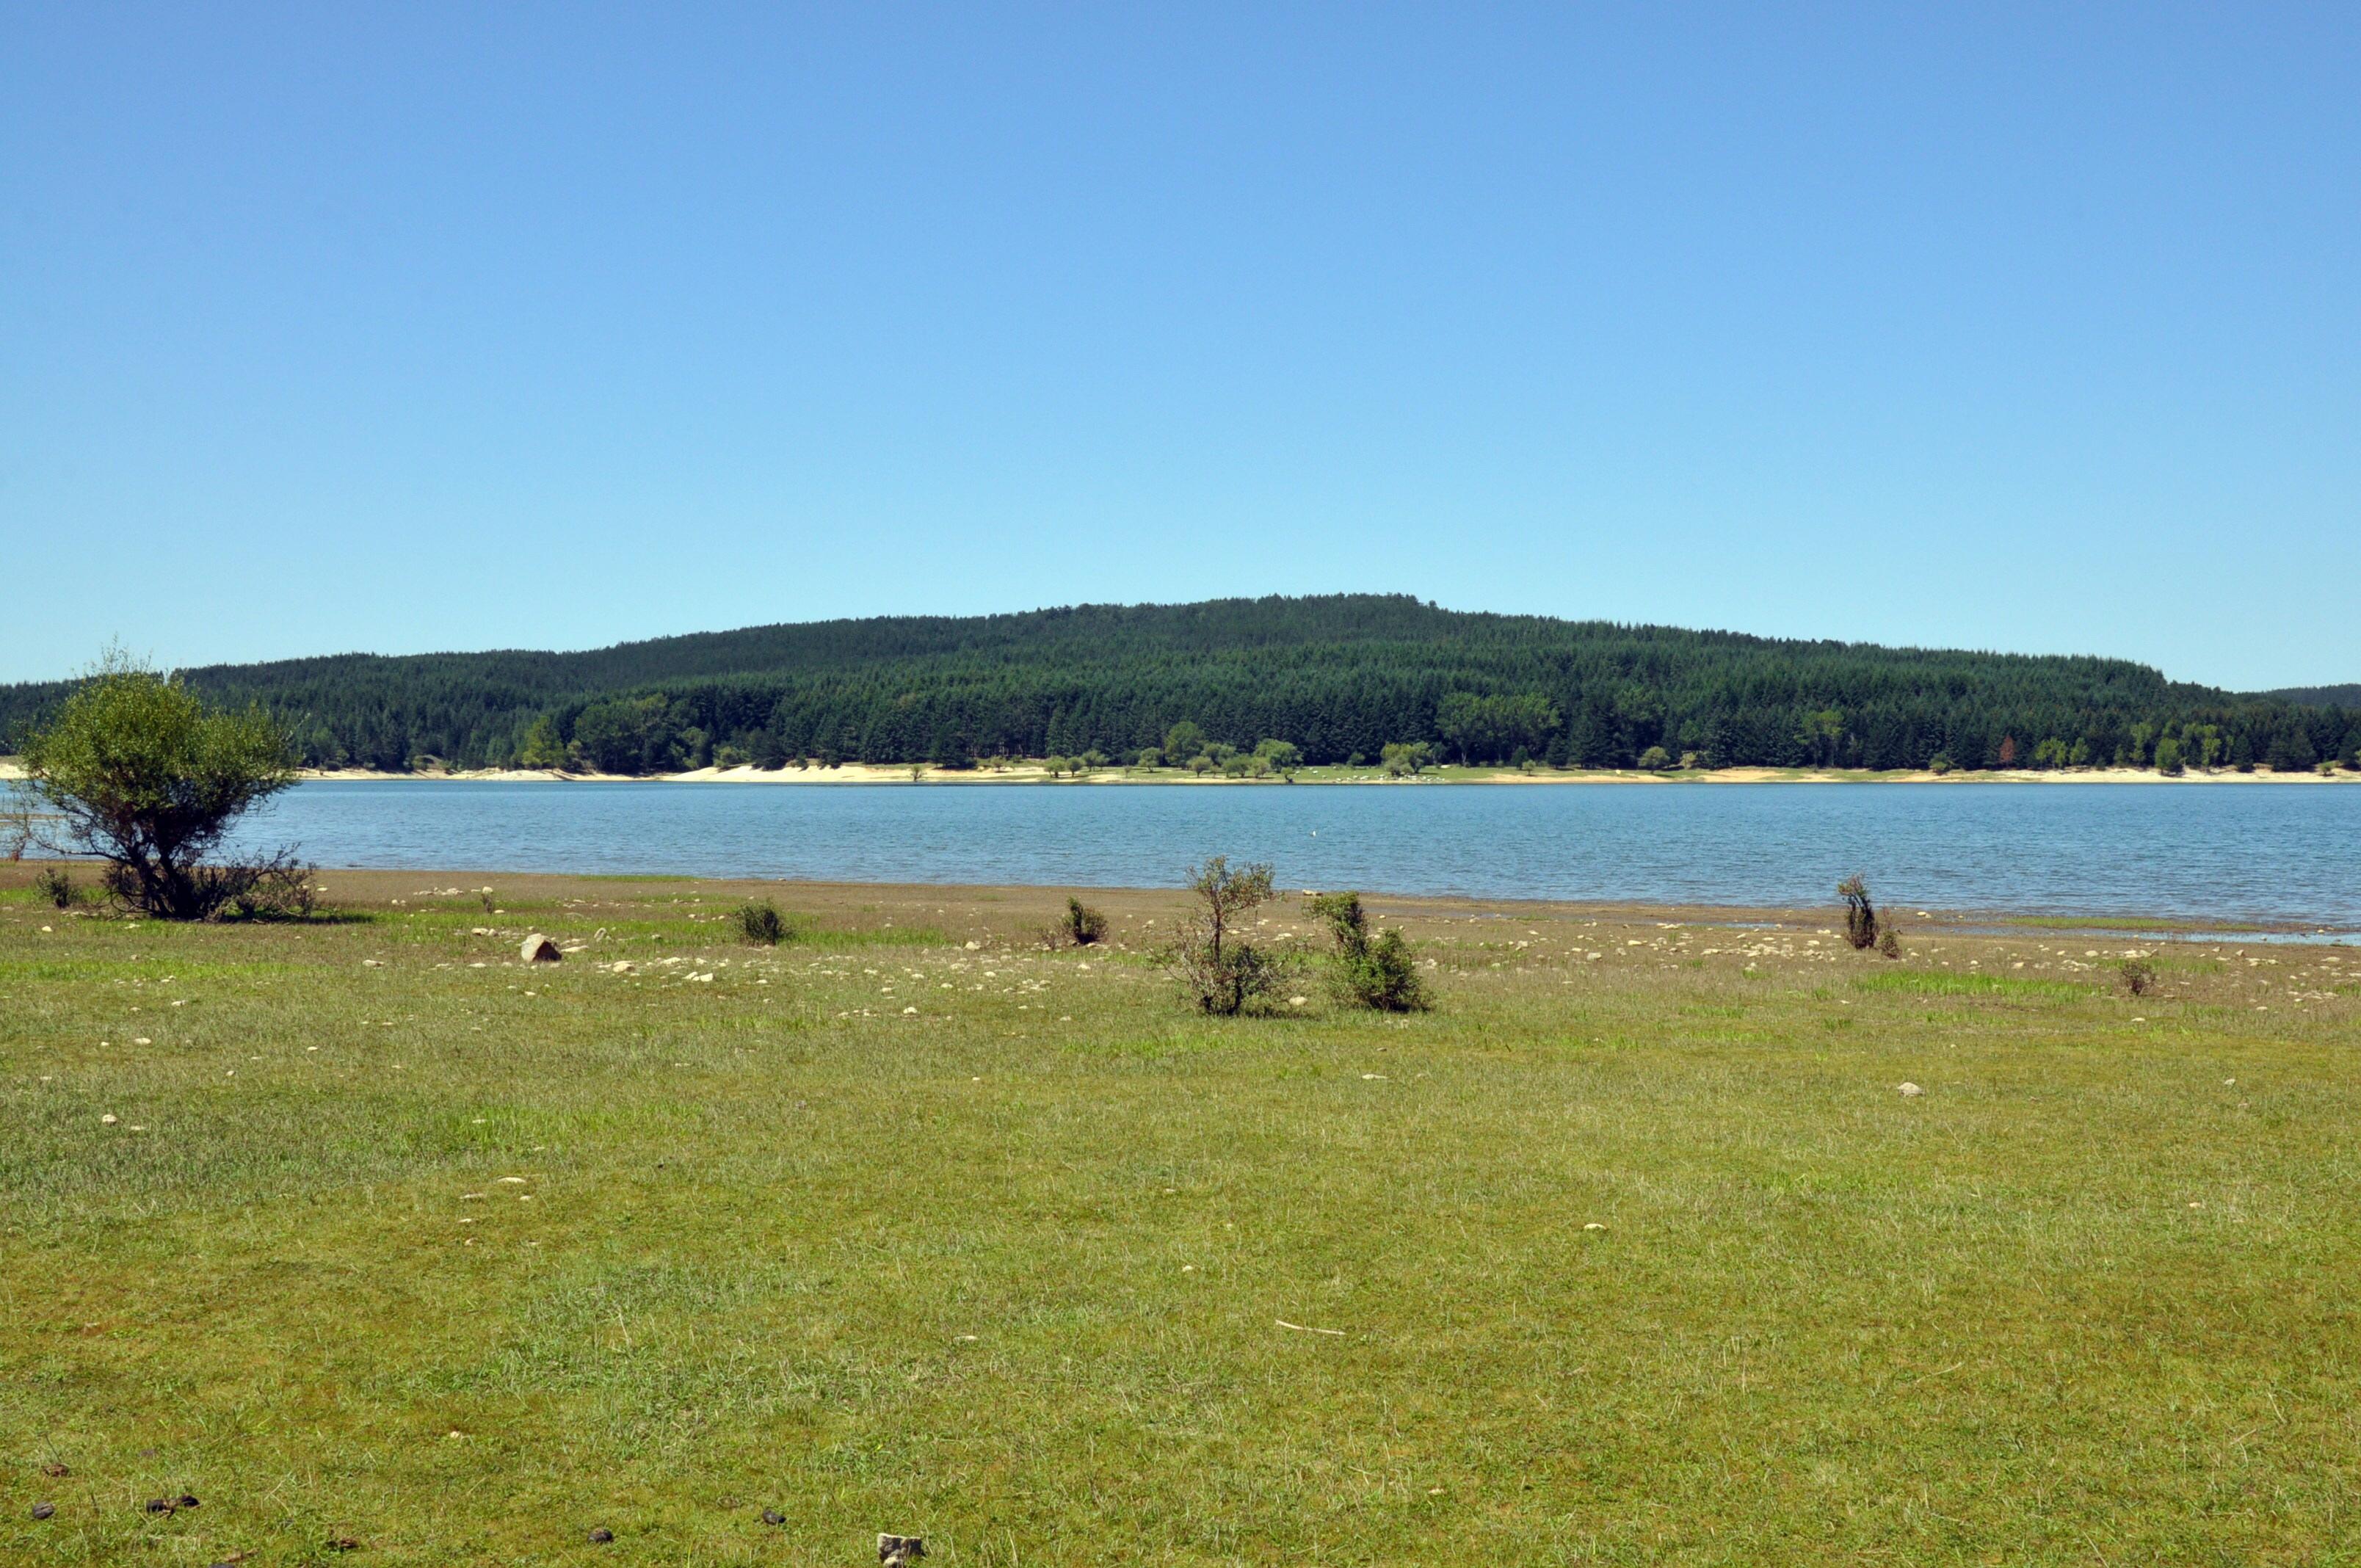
top-left (4, 597), bottom-right (2351, 780)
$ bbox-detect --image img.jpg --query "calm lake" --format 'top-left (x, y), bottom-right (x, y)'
top-left (195, 780), bottom-right (2361, 928)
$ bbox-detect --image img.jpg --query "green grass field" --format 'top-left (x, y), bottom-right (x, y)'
top-left (4, 866), bottom-right (2357, 1565)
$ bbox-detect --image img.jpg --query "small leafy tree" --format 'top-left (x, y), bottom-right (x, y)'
top-left (1838, 875), bottom-right (1880, 951)
top-left (1171, 857), bottom-right (1283, 1015)
top-left (1380, 741), bottom-right (1432, 777)
top-left (517, 714), bottom-right (570, 770)
top-left (1163, 722), bottom-right (1208, 762)
top-left (10, 653), bottom-right (302, 920)
top-left (1253, 738), bottom-right (1302, 779)
top-left (1636, 745), bottom-right (1672, 772)
top-left (1308, 890), bottom-right (1429, 1012)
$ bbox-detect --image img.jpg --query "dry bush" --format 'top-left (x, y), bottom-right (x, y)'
top-left (1838, 875), bottom-right (1880, 951)
top-left (220, 857), bottom-right (322, 921)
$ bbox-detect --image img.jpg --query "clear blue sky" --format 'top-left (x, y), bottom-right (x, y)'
top-left (3, 4), bottom-right (2354, 690)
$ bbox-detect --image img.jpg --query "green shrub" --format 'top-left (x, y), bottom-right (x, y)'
top-left (34, 865), bottom-right (77, 909)
top-left (2120, 957), bottom-right (2155, 997)
top-left (1308, 890), bottom-right (1430, 1012)
top-left (736, 899), bottom-right (788, 946)
top-left (1171, 857), bottom-right (1285, 1015)
top-left (1046, 895), bottom-right (1107, 948)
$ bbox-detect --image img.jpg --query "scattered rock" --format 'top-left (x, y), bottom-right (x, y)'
top-left (521, 934), bottom-right (562, 963)
top-left (880, 1536), bottom-right (926, 1565)
top-left (32, 1502), bottom-right (54, 1520)
top-left (41, 1462), bottom-right (68, 1477)
top-left (762, 1509), bottom-right (786, 1526)
top-left (326, 1536), bottom-right (362, 1552)
top-left (1898, 1082), bottom-right (1925, 1097)
top-left (587, 1526), bottom-right (614, 1543)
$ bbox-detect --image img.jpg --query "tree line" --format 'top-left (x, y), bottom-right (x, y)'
top-left (4, 596), bottom-right (2354, 776)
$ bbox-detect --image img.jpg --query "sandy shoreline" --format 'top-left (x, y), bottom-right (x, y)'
top-left (4, 758), bottom-right (2351, 786)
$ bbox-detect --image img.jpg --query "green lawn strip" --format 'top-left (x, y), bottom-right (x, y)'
top-left (2, 881), bottom-right (2357, 1564)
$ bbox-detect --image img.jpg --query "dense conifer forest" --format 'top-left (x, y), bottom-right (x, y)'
top-left (4, 596), bottom-right (2354, 776)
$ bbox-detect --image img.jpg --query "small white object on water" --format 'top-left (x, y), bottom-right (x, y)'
top-left (1898, 1082), bottom-right (1925, 1097)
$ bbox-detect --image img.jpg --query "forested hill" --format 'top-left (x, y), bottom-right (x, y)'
top-left (2263, 683), bottom-right (2361, 710)
top-left (3, 595), bottom-right (2354, 775)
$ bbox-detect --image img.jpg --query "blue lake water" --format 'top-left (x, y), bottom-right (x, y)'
top-left (184, 780), bottom-right (2361, 928)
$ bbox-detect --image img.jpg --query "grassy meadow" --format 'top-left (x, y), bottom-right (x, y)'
top-left (2, 865), bottom-right (2358, 1564)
